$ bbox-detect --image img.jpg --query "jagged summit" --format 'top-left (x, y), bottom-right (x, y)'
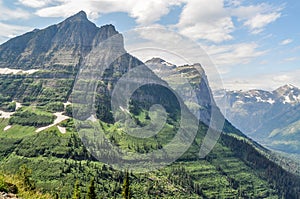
top-left (65, 10), bottom-right (88, 21)
top-left (57, 11), bottom-right (92, 28)
top-left (274, 84), bottom-right (299, 93)
top-left (55, 11), bottom-right (99, 36)
top-left (214, 84), bottom-right (300, 157)
top-left (146, 57), bottom-right (167, 63)
top-left (75, 10), bottom-right (88, 18)
top-left (100, 24), bottom-right (117, 30)
top-left (0, 11), bottom-right (120, 69)
top-left (146, 58), bottom-right (176, 69)
top-left (273, 84), bottom-right (300, 94)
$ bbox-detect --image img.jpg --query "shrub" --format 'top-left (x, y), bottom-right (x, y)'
top-left (9, 109), bottom-right (55, 127)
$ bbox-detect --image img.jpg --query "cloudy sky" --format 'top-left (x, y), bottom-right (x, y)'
top-left (0, 0), bottom-right (299, 91)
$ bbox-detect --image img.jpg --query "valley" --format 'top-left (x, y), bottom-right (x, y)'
top-left (214, 85), bottom-right (300, 155)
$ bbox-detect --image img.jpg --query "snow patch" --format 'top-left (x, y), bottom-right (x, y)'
top-left (0, 68), bottom-right (38, 75)
top-left (267, 98), bottom-right (275, 104)
top-left (255, 96), bottom-right (275, 104)
top-left (57, 126), bottom-right (66, 134)
top-left (283, 95), bottom-right (292, 104)
top-left (255, 96), bottom-right (263, 102)
top-left (4, 125), bottom-right (12, 131)
top-left (87, 115), bottom-right (97, 122)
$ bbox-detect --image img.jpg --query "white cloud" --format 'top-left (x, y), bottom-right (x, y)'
top-left (124, 25), bottom-right (267, 79)
top-left (127, 26), bottom-right (264, 69)
top-left (0, 0), bottom-right (30, 20)
top-left (272, 74), bottom-right (290, 82)
top-left (126, 0), bottom-right (183, 25)
top-left (34, 0), bottom-right (97, 19)
top-left (123, 25), bottom-right (227, 90)
top-left (175, 0), bottom-right (283, 42)
top-left (225, 0), bottom-right (243, 7)
top-left (125, 25), bottom-right (213, 66)
top-left (18, 0), bottom-right (52, 8)
top-left (33, 0), bottom-right (183, 24)
top-left (124, 25), bottom-right (270, 91)
top-left (231, 3), bottom-right (283, 34)
top-left (222, 70), bottom-right (300, 91)
top-left (204, 43), bottom-right (266, 66)
top-left (280, 39), bottom-right (293, 45)
top-left (176, 0), bottom-right (234, 43)
top-left (17, 0), bottom-right (283, 43)
top-left (0, 0), bottom-right (32, 43)
top-left (243, 12), bottom-right (281, 34)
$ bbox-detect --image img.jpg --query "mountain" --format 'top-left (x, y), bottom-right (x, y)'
top-left (0, 11), bottom-right (299, 198)
top-left (145, 58), bottom-right (217, 126)
top-left (0, 11), bottom-right (120, 70)
top-left (214, 84), bottom-right (300, 154)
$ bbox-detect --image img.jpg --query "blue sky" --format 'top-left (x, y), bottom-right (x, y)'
top-left (0, 0), bottom-right (299, 91)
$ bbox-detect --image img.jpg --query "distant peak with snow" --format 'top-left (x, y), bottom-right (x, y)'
top-left (214, 84), bottom-right (300, 106)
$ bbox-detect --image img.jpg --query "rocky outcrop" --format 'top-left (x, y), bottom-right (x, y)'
top-left (0, 192), bottom-right (19, 199)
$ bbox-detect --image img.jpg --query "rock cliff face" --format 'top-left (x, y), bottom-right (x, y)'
top-left (0, 11), bottom-right (142, 109)
top-left (146, 58), bottom-right (220, 126)
top-left (0, 11), bottom-right (119, 70)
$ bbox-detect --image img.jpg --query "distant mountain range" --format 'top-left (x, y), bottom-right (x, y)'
top-left (214, 84), bottom-right (300, 154)
top-left (0, 11), bottom-right (299, 198)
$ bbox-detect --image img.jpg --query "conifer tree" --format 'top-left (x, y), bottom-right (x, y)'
top-left (122, 170), bottom-right (131, 199)
top-left (73, 180), bottom-right (80, 199)
top-left (87, 178), bottom-right (97, 199)
top-left (19, 165), bottom-right (35, 191)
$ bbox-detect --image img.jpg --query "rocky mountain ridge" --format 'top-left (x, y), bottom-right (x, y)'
top-left (214, 84), bottom-right (300, 154)
top-left (146, 58), bottom-right (217, 126)
top-left (0, 11), bottom-right (120, 70)
top-left (215, 84), bottom-right (300, 105)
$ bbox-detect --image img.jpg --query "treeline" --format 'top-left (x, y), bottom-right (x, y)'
top-left (14, 130), bottom-right (92, 160)
top-left (45, 102), bottom-right (64, 112)
top-left (72, 170), bottom-right (131, 199)
top-left (9, 110), bottom-right (55, 127)
top-left (0, 75), bottom-right (73, 105)
top-left (221, 133), bottom-right (300, 198)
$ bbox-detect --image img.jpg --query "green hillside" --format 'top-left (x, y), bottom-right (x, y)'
top-left (0, 11), bottom-right (299, 199)
top-left (0, 112), bottom-right (299, 198)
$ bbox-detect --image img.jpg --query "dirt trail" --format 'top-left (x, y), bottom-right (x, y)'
top-left (36, 112), bottom-right (69, 133)
top-left (36, 102), bottom-right (71, 133)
